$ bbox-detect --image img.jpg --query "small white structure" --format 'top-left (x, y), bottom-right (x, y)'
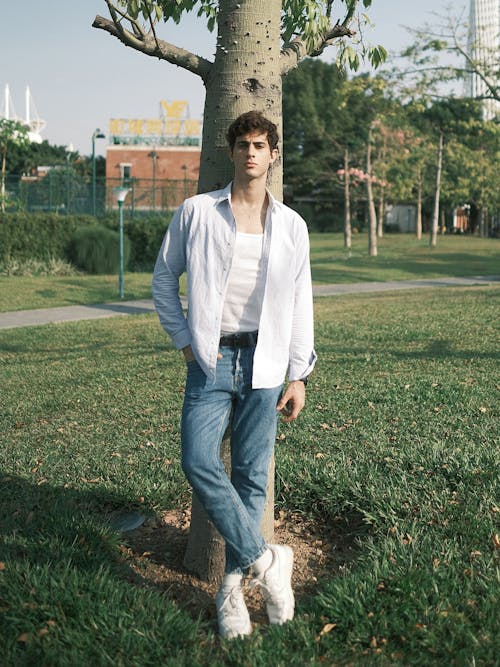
top-left (0, 84), bottom-right (46, 143)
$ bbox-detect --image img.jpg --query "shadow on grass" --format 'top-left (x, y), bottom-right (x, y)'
top-left (0, 472), bottom-right (213, 622)
top-left (0, 471), bottom-right (368, 633)
top-left (310, 252), bottom-right (499, 283)
top-left (318, 340), bottom-right (500, 362)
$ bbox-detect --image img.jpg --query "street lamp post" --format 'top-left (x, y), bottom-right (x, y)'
top-left (181, 164), bottom-right (188, 198)
top-left (148, 150), bottom-right (158, 211)
top-left (115, 187), bottom-right (130, 299)
top-left (91, 129), bottom-right (105, 216)
top-left (66, 143), bottom-right (73, 213)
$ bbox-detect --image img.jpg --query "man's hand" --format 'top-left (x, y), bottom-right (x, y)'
top-left (182, 345), bottom-right (195, 362)
top-left (276, 381), bottom-right (306, 423)
top-left (182, 345), bottom-right (222, 362)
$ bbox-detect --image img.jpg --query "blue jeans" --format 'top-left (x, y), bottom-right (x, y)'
top-left (181, 345), bottom-right (282, 574)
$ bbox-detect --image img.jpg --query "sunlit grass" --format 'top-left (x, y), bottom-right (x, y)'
top-left (0, 234), bottom-right (498, 312)
top-left (1, 285), bottom-right (498, 664)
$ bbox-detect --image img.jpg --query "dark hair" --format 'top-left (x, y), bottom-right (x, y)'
top-left (226, 111), bottom-right (279, 152)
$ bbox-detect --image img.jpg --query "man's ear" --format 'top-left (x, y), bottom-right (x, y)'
top-left (228, 147), bottom-right (234, 162)
top-left (270, 148), bottom-right (279, 164)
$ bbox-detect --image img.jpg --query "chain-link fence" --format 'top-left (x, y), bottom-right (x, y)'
top-left (3, 173), bottom-right (198, 216)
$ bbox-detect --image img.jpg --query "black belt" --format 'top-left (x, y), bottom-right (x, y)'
top-left (219, 331), bottom-right (258, 348)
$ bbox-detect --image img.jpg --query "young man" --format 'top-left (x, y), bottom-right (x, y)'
top-left (152, 111), bottom-right (316, 639)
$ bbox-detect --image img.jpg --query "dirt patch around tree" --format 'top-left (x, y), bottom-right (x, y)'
top-left (119, 508), bottom-right (362, 631)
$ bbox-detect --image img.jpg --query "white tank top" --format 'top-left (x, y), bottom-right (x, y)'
top-left (220, 232), bottom-right (265, 333)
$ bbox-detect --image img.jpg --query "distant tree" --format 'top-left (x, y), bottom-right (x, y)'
top-left (283, 64), bottom-right (389, 251)
top-left (0, 119), bottom-right (30, 212)
top-left (7, 140), bottom-right (70, 175)
top-left (393, 9), bottom-right (499, 109)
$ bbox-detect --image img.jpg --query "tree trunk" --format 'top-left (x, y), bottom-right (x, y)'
top-left (198, 0), bottom-right (282, 197)
top-left (377, 188), bottom-right (385, 238)
top-left (184, 0), bottom-right (281, 582)
top-left (479, 207), bottom-right (486, 237)
top-left (430, 130), bottom-right (443, 248)
top-left (416, 170), bottom-right (422, 240)
top-left (366, 129), bottom-right (378, 257)
top-left (344, 147), bottom-right (352, 251)
top-left (1, 150), bottom-right (6, 213)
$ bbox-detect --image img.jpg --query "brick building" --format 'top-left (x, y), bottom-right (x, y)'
top-left (105, 101), bottom-right (202, 211)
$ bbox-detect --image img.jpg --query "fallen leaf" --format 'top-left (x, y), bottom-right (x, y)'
top-left (479, 406), bottom-right (487, 413)
top-left (492, 534), bottom-right (500, 549)
top-left (370, 637), bottom-right (378, 648)
top-left (316, 623), bottom-right (337, 640)
top-left (17, 633), bottom-right (30, 643)
top-left (37, 628), bottom-right (50, 638)
top-left (0, 562), bottom-right (5, 571)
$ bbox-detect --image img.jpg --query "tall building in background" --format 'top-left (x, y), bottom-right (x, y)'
top-left (466, 0), bottom-right (500, 119)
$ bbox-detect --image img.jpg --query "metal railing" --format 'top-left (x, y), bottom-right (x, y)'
top-left (3, 174), bottom-right (198, 216)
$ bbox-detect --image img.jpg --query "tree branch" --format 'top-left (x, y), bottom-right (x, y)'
top-left (92, 13), bottom-right (213, 82)
top-left (280, 22), bottom-right (356, 75)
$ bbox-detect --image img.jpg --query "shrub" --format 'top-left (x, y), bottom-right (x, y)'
top-left (0, 212), bottom-right (169, 272)
top-left (100, 214), bottom-right (170, 271)
top-left (0, 212), bottom-right (93, 263)
top-left (0, 257), bottom-right (80, 276)
top-left (66, 225), bottom-right (131, 274)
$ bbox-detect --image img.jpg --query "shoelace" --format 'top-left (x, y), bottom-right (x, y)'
top-left (219, 587), bottom-right (244, 615)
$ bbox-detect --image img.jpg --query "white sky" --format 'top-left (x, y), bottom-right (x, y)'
top-left (0, 0), bottom-right (466, 155)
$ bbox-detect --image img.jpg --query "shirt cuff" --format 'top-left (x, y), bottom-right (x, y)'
top-left (288, 349), bottom-right (317, 382)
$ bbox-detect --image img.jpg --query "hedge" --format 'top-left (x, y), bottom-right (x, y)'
top-left (0, 212), bottom-right (172, 272)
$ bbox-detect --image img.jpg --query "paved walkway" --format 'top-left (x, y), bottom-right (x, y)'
top-left (0, 275), bottom-right (498, 330)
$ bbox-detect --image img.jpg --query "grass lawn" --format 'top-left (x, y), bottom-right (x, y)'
top-left (0, 234), bottom-right (498, 312)
top-left (1, 285), bottom-right (498, 665)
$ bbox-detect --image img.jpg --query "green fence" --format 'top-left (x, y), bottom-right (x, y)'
top-left (3, 174), bottom-right (198, 216)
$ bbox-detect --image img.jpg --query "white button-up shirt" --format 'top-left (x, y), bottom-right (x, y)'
top-left (152, 183), bottom-right (317, 388)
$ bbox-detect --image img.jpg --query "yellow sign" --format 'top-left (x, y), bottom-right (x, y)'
top-left (109, 100), bottom-right (201, 140)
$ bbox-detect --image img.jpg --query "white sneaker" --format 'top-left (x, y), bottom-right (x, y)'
top-left (251, 544), bottom-right (294, 624)
top-left (216, 584), bottom-right (252, 639)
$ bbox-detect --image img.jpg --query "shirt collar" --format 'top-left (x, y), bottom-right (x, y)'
top-left (215, 181), bottom-right (278, 211)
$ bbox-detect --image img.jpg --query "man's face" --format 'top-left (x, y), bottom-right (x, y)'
top-left (230, 131), bottom-right (278, 181)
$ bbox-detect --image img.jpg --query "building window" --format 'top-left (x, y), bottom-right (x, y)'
top-left (120, 163), bottom-right (132, 184)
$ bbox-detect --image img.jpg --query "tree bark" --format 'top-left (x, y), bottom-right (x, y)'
top-left (343, 147), bottom-right (352, 250)
top-left (198, 0), bottom-right (283, 196)
top-left (1, 150), bottom-right (6, 213)
top-left (377, 188), bottom-right (385, 238)
top-left (416, 169), bottom-right (422, 240)
top-left (366, 127), bottom-right (378, 257)
top-left (430, 130), bottom-right (443, 248)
